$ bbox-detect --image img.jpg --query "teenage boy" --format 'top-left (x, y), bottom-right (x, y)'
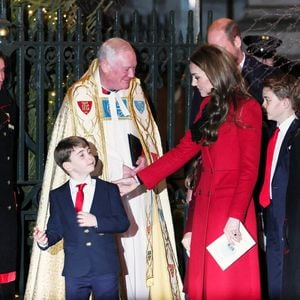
top-left (259, 74), bottom-right (300, 300)
top-left (33, 136), bottom-right (129, 300)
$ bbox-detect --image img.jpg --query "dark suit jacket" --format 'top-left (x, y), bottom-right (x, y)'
top-left (0, 87), bottom-right (18, 277)
top-left (44, 178), bottom-right (129, 278)
top-left (282, 123), bottom-right (300, 298)
top-left (242, 54), bottom-right (278, 104)
top-left (267, 119), bottom-right (300, 236)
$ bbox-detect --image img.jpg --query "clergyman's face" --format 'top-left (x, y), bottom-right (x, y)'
top-left (105, 50), bottom-right (137, 90)
top-left (0, 58), bottom-right (5, 90)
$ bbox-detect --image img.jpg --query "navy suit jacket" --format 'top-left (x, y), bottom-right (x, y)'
top-left (44, 177), bottom-right (129, 278)
top-left (282, 123), bottom-right (300, 298)
top-left (242, 54), bottom-right (278, 104)
top-left (266, 119), bottom-right (300, 239)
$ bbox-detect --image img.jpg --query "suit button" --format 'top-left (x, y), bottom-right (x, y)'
top-left (84, 229), bottom-right (89, 234)
top-left (7, 180), bottom-right (11, 185)
top-left (3, 132), bottom-right (7, 136)
top-left (7, 205), bottom-right (12, 210)
top-left (86, 242), bottom-right (92, 247)
top-left (7, 156), bottom-right (10, 160)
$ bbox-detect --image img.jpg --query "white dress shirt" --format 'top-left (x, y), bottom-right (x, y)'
top-left (270, 114), bottom-right (297, 198)
top-left (240, 52), bottom-right (246, 70)
top-left (69, 175), bottom-right (96, 212)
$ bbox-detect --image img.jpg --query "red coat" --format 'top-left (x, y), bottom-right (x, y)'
top-left (138, 96), bottom-right (262, 299)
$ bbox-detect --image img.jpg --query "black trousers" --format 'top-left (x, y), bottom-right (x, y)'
top-left (0, 282), bottom-right (15, 300)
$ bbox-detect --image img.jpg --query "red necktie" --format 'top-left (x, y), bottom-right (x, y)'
top-left (259, 127), bottom-right (280, 208)
top-left (75, 183), bottom-right (87, 212)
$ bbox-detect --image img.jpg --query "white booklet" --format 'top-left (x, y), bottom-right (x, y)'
top-left (206, 223), bottom-right (256, 271)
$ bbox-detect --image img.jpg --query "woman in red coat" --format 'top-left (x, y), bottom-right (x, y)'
top-left (116, 44), bottom-right (262, 299)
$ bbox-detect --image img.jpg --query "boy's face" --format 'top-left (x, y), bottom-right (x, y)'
top-left (262, 87), bottom-right (288, 123)
top-left (65, 146), bottom-right (95, 177)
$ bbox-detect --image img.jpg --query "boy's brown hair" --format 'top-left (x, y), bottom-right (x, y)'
top-left (54, 136), bottom-right (89, 171)
top-left (263, 74), bottom-right (300, 112)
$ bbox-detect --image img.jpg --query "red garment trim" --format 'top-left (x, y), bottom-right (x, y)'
top-left (151, 152), bottom-right (158, 162)
top-left (0, 271), bottom-right (16, 283)
top-left (0, 104), bottom-right (10, 109)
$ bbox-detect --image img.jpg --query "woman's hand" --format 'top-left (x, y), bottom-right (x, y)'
top-left (113, 177), bottom-right (139, 196)
top-left (224, 217), bottom-right (242, 244)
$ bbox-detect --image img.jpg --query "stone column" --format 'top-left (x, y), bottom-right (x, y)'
top-left (238, 1), bottom-right (300, 59)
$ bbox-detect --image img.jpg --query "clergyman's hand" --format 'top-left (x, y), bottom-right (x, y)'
top-left (182, 232), bottom-right (192, 257)
top-left (134, 155), bottom-right (148, 173)
top-left (123, 164), bottom-right (136, 178)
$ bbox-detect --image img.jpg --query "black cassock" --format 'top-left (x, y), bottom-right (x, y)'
top-left (0, 87), bottom-right (18, 297)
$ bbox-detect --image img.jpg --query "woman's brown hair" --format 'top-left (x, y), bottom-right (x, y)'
top-left (190, 44), bottom-right (249, 145)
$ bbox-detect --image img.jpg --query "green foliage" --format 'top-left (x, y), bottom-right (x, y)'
top-left (11, 0), bottom-right (76, 13)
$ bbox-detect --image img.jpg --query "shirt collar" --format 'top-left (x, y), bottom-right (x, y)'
top-left (69, 175), bottom-right (92, 189)
top-left (240, 52), bottom-right (246, 69)
top-left (278, 113), bottom-right (297, 135)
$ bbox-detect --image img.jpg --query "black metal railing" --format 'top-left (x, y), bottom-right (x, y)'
top-left (0, 1), bottom-right (210, 297)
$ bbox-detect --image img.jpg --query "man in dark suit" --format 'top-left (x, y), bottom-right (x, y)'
top-left (282, 120), bottom-right (300, 299)
top-left (190, 18), bottom-right (278, 130)
top-left (0, 51), bottom-right (18, 300)
top-left (259, 74), bottom-right (300, 299)
top-left (207, 18), bottom-right (277, 105)
top-left (33, 136), bottom-right (130, 300)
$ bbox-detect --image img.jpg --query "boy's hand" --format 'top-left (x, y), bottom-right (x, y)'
top-left (33, 226), bottom-right (48, 247)
top-left (77, 211), bottom-right (97, 227)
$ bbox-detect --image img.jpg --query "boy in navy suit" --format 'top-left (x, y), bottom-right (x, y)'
top-left (33, 136), bottom-right (129, 300)
top-left (259, 74), bottom-right (300, 299)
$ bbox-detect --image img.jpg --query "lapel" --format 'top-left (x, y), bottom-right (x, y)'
top-left (242, 55), bottom-right (255, 79)
top-left (277, 119), bottom-right (300, 166)
top-left (57, 181), bottom-right (77, 216)
top-left (89, 178), bottom-right (103, 214)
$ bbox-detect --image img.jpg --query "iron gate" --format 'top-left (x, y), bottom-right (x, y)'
top-left (0, 2), bottom-right (210, 297)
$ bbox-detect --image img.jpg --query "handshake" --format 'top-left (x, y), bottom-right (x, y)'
top-left (114, 176), bottom-right (141, 197)
top-left (114, 157), bottom-right (147, 198)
